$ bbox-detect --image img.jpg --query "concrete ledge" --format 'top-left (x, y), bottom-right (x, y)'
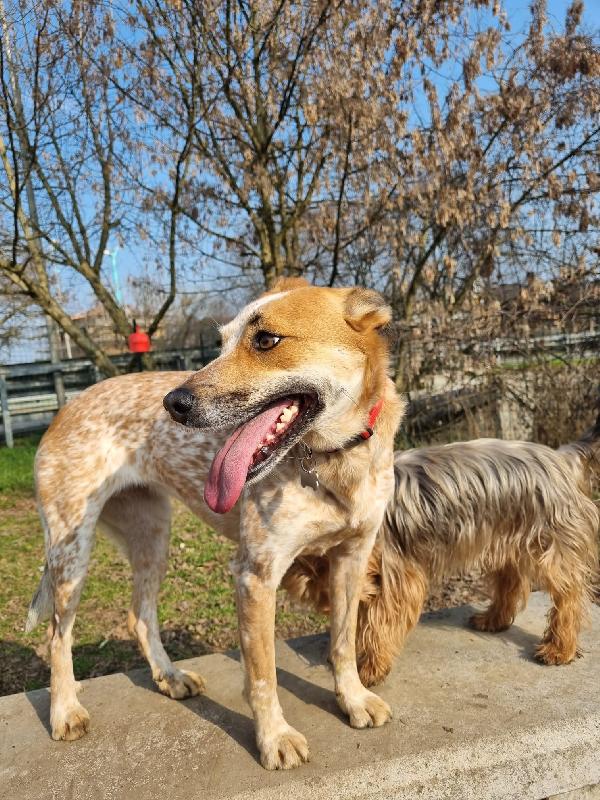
top-left (2, 593), bottom-right (599, 800)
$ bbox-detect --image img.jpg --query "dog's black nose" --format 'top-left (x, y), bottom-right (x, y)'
top-left (163, 388), bottom-right (195, 424)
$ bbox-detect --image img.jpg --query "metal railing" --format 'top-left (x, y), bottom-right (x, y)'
top-left (1, 328), bottom-right (598, 447)
top-left (0, 346), bottom-right (219, 447)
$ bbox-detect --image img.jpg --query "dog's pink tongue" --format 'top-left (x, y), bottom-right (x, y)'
top-left (204, 399), bottom-right (292, 514)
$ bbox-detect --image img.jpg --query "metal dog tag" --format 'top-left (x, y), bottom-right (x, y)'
top-left (299, 443), bottom-right (319, 491)
top-left (300, 467), bottom-right (319, 491)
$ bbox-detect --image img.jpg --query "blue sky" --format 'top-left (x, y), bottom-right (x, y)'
top-left (511, 0), bottom-right (599, 31)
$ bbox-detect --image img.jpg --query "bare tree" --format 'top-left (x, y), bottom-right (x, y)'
top-left (124, 0), bottom-right (599, 377)
top-left (0, 1), bottom-right (191, 374)
top-left (123, 0), bottom-right (444, 286)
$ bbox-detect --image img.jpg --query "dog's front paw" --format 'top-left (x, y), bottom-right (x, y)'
top-left (339, 689), bottom-right (392, 729)
top-left (156, 668), bottom-right (206, 699)
top-left (258, 725), bottom-right (310, 770)
top-left (469, 611), bottom-right (511, 633)
top-left (51, 701), bottom-right (90, 741)
top-left (535, 640), bottom-right (580, 665)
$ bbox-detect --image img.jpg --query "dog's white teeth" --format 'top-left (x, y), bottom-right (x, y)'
top-left (280, 407), bottom-right (293, 422)
top-left (265, 433), bottom-right (275, 443)
top-left (275, 422), bottom-right (286, 432)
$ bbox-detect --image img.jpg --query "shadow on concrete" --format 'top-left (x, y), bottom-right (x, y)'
top-left (493, 625), bottom-right (542, 661)
top-left (284, 632), bottom-right (331, 668)
top-left (188, 695), bottom-right (257, 760)
top-left (125, 665), bottom-right (259, 762)
top-left (24, 687), bottom-right (52, 735)
top-left (276, 667), bottom-right (345, 722)
top-left (421, 603), bottom-right (542, 663)
top-left (15, 633), bottom-right (339, 762)
top-left (18, 645), bottom-right (259, 759)
top-left (222, 638), bottom-right (345, 722)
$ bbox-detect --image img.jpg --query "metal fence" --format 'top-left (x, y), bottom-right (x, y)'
top-left (2, 328), bottom-right (599, 447)
top-left (0, 347), bottom-right (219, 446)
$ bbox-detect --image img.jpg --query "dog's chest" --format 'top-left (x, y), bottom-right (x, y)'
top-left (252, 460), bottom-right (392, 553)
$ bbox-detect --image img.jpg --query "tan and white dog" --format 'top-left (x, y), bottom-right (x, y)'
top-left (27, 278), bottom-right (404, 769)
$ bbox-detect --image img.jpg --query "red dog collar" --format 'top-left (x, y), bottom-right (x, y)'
top-left (299, 398), bottom-right (385, 488)
top-left (359, 397), bottom-right (384, 440)
top-left (325, 398), bottom-right (384, 453)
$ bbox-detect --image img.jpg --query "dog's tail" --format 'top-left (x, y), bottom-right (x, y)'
top-left (25, 564), bottom-right (53, 633)
top-left (575, 407), bottom-right (600, 458)
top-left (561, 405), bottom-right (600, 488)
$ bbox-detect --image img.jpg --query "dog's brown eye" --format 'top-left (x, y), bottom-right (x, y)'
top-left (253, 331), bottom-right (281, 351)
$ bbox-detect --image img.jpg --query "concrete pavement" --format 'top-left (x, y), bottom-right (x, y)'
top-left (1, 593), bottom-right (599, 800)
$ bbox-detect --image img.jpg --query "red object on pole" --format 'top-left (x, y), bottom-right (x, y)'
top-left (128, 324), bottom-right (151, 353)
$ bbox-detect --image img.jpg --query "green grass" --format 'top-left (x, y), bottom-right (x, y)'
top-left (0, 438), bottom-right (326, 696)
top-left (0, 435), bottom-right (39, 496)
top-left (493, 355), bottom-right (598, 372)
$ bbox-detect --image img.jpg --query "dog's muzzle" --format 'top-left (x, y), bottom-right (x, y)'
top-left (163, 387), bottom-right (196, 424)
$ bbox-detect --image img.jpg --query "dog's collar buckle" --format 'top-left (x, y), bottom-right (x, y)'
top-left (299, 443), bottom-right (320, 491)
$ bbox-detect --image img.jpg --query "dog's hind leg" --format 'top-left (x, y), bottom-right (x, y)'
top-left (536, 585), bottom-right (584, 665)
top-left (535, 571), bottom-right (588, 665)
top-left (469, 564), bottom-right (530, 633)
top-left (100, 487), bottom-right (205, 699)
top-left (535, 513), bottom-right (596, 665)
top-left (43, 505), bottom-right (98, 741)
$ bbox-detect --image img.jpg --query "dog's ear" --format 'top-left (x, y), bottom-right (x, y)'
top-left (344, 288), bottom-right (392, 333)
top-left (268, 276), bottom-right (310, 293)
